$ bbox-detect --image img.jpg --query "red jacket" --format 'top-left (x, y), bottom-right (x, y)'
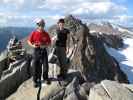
top-left (28, 30), bottom-right (51, 46)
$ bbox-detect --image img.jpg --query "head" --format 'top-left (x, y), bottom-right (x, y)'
top-left (57, 18), bottom-right (65, 29)
top-left (35, 18), bottom-right (45, 30)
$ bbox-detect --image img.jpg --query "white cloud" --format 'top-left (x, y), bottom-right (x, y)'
top-left (3, 0), bottom-right (25, 9)
top-left (0, 11), bottom-right (64, 27)
top-left (4, 0), bottom-right (24, 4)
top-left (71, 2), bottom-right (126, 16)
top-left (0, 0), bottom-right (131, 27)
top-left (115, 15), bottom-right (133, 24)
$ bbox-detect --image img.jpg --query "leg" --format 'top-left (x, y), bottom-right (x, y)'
top-left (32, 59), bottom-right (42, 83)
top-left (42, 49), bottom-right (49, 80)
top-left (32, 48), bottom-right (42, 84)
top-left (56, 47), bottom-right (68, 78)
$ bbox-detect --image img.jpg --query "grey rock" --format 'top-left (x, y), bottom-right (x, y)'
top-left (64, 92), bottom-right (79, 100)
top-left (123, 84), bottom-right (133, 92)
top-left (89, 80), bottom-right (133, 100)
top-left (49, 89), bottom-right (65, 100)
top-left (64, 77), bottom-right (79, 97)
top-left (8, 79), bottom-right (64, 100)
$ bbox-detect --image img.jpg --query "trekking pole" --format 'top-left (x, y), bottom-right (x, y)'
top-left (37, 83), bottom-right (42, 100)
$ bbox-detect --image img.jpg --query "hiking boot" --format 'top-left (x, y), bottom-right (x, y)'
top-left (33, 80), bottom-right (41, 88)
top-left (43, 79), bottom-right (51, 85)
top-left (34, 83), bottom-right (39, 88)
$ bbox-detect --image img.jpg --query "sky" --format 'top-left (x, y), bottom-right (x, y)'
top-left (0, 0), bottom-right (133, 27)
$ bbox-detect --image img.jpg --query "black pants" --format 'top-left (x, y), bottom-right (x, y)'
top-left (55, 46), bottom-right (68, 76)
top-left (32, 47), bottom-right (49, 83)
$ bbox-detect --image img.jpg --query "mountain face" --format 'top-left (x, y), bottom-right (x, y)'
top-left (0, 27), bottom-right (33, 53)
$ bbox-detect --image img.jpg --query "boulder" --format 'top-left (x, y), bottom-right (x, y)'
top-left (7, 78), bottom-right (64, 100)
top-left (89, 80), bottom-right (133, 100)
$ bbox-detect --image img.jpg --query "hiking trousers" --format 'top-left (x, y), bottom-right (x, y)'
top-left (32, 47), bottom-right (49, 83)
top-left (55, 46), bottom-right (68, 75)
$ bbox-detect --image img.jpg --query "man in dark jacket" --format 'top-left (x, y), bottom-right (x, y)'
top-left (54, 18), bottom-right (70, 79)
top-left (28, 18), bottom-right (51, 87)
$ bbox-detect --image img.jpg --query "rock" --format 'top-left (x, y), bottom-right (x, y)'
top-left (0, 57), bottom-right (7, 79)
top-left (77, 86), bottom-right (88, 100)
top-left (81, 82), bottom-right (95, 95)
top-left (2, 59), bottom-right (25, 77)
top-left (89, 80), bottom-right (133, 100)
top-left (100, 33), bottom-right (124, 49)
top-left (7, 78), bottom-right (64, 100)
top-left (41, 82), bottom-right (64, 100)
top-left (64, 92), bottom-right (79, 100)
top-left (7, 79), bottom-right (40, 100)
top-left (64, 15), bottom-right (128, 83)
top-left (49, 89), bottom-right (65, 100)
top-left (63, 77), bottom-right (88, 100)
top-left (64, 77), bottom-right (79, 97)
top-left (0, 51), bottom-right (8, 79)
top-left (0, 55), bottom-right (31, 99)
top-left (122, 84), bottom-right (133, 92)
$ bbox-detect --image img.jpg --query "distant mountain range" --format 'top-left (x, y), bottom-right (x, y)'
top-left (88, 22), bottom-right (133, 38)
top-left (0, 27), bottom-right (34, 53)
top-left (0, 22), bottom-right (133, 53)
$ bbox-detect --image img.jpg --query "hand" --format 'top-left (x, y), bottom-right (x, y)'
top-left (32, 44), bottom-right (38, 48)
top-left (32, 43), bottom-right (40, 48)
top-left (52, 36), bottom-right (57, 43)
top-left (34, 42), bottom-right (41, 48)
top-left (66, 47), bottom-right (69, 54)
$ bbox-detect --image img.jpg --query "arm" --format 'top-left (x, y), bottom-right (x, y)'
top-left (27, 31), bottom-right (36, 48)
top-left (66, 30), bottom-right (71, 53)
top-left (27, 40), bottom-right (36, 48)
top-left (51, 35), bottom-right (57, 45)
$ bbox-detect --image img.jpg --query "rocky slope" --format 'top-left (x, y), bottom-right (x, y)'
top-left (7, 78), bottom-right (133, 100)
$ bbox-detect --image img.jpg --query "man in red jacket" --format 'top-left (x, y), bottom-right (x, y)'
top-left (28, 18), bottom-right (51, 87)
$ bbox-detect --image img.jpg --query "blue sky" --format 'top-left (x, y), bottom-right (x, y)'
top-left (0, 0), bottom-right (133, 27)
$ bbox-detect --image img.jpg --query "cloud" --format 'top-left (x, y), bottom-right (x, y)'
top-left (0, 11), bottom-right (64, 27)
top-left (0, 0), bottom-right (131, 27)
top-left (114, 15), bottom-right (133, 25)
top-left (0, 12), bottom-right (35, 27)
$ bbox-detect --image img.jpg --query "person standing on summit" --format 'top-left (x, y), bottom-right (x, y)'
top-left (27, 18), bottom-right (51, 87)
top-left (54, 18), bottom-right (70, 79)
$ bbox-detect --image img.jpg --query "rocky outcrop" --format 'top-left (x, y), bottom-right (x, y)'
top-left (89, 80), bottom-right (133, 100)
top-left (0, 51), bottom-right (9, 79)
top-left (0, 55), bottom-right (31, 99)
